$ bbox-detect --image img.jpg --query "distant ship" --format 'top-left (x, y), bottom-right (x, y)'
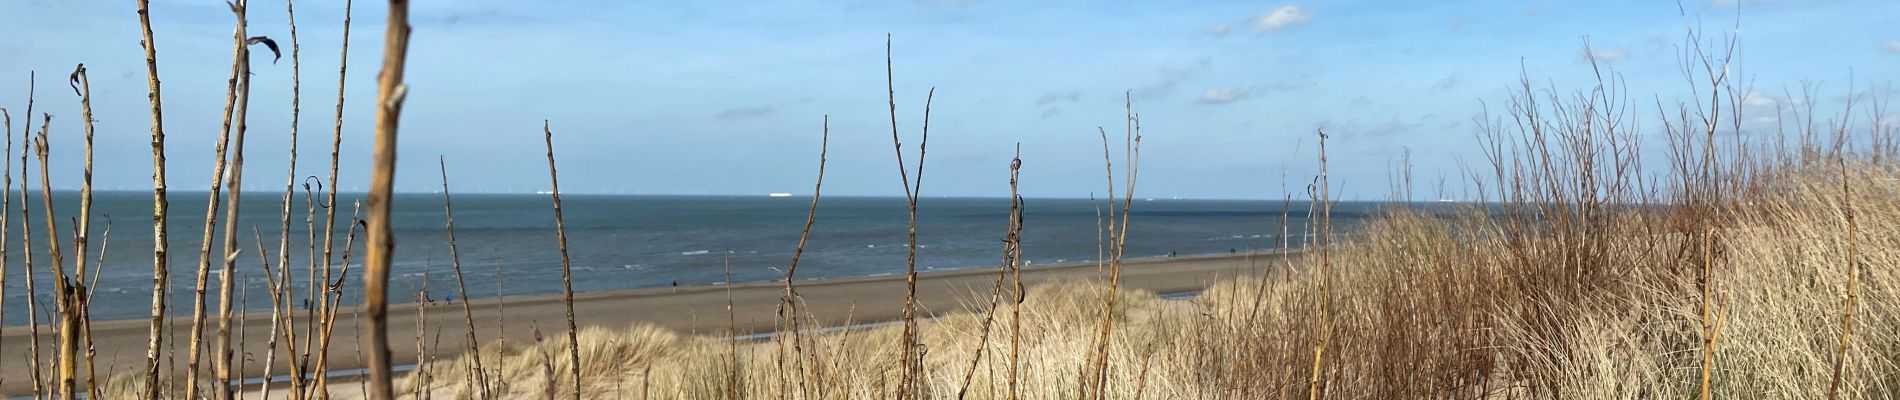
top-left (769, 192), bottom-right (793, 197)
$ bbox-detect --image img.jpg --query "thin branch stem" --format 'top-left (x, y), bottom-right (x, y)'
top-left (541, 120), bottom-right (582, 400)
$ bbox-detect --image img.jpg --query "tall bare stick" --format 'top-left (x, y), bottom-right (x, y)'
top-left (1306, 129), bottom-right (1333, 400)
top-left (214, 2), bottom-right (269, 395)
top-left (268, 0), bottom-right (310, 396)
top-left (955, 144), bottom-right (1023, 400)
top-left (18, 72), bottom-right (47, 399)
top-left (1826, 138), bottom-right (1861, 399)
top-left (69, 62), bottom-right (103, 399)
top-left (1082, 97), bottom-right (1140, 400)
top-left (310, 1), bottom-right (353, 397)
top-left (32, 111), bottom-right (76, 400)
top-left (775, 115), bottom-right (828, 397)
top-left (438, 156), bottom-right (490, 398)
top-left (884, 35), bottom-right (934, 399)
top-left (131, 0), bottom-right (175, 397)
top-left (541, 120), bottom-right (582, 400)
top-left (1006, 147), bottom-right (1025, 400)
top-left (185, 2), bottom-right (256, 397)
top-left (363, 0), bottom-right (413, 398)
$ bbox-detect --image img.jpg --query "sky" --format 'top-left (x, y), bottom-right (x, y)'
top-left (0, 0), bottom-right (1895, 200)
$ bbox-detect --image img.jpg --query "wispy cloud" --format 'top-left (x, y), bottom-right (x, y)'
top-left (1431, 73), bottom-right (1463, 91)
top-left (1253, 5), bottom-right (1312, 33)
top-left (1321, 116), bottom-right (1425, 141)
top-left (1196, 87), bottom-right (1252, 105)
top-left (714, 105), bottom-right (775, 120)
top-left (1036, 91), bottom-right (1081, 106)
top-left (1132, 71), bottom-right (1190, 100)
top-left (1132, 58), bottom-right (1212, 101)
top-left (1208, 22), bottom-right (1232, 38)
top-left (1730, 89), bottom-right (1815, 135)
top-left (1580, 47), bottom-right (1628, 64)
top-left (1886, 40), bottom-right (1900, 54)
top-left (1195, 80), bottom-right (1311, 105)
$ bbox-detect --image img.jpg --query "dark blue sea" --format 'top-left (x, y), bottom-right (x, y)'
top-left (0, 190), bottom-right (1396, 325)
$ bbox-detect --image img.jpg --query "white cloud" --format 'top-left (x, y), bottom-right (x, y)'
top-left (1196, 87), bottom-right (1250, 105)
top-left (1731, 89), bottom-right (1821, 135)
top-left (1741, 89), bottom-right (1782, 109)
top-left (1209, 22), bottom-right (1232, 37)
top-left (1885, 40), bottom-right (1900, 54)
top-left (1253, 5), bottom-right (1312, 33)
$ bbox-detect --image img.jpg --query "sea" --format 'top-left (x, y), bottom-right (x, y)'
top-left (0, 191), bottom-right (1405, 325)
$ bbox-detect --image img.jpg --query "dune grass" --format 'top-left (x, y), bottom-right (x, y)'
top-left (380, 159), bottom-right (1896, 400)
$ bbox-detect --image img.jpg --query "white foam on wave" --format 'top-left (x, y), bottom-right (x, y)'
top-left (680, 250), bottom-right (711, 256)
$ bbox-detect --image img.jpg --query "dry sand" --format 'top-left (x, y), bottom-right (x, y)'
top-left (0, 251), bottom-right (1285, 396)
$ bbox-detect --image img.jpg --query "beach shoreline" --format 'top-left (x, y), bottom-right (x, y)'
top-left (0, 250), bottom-right (1291, 396)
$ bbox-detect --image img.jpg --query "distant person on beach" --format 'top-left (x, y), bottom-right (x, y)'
top-left (1170, 251), bottom-right (1177, 258)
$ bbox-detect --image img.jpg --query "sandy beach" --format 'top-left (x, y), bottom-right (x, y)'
top-left (0, 251), bottom-right (1286, 396)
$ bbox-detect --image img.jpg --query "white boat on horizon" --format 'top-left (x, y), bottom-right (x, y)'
top-left (769, 192), bottom-right (793, 197)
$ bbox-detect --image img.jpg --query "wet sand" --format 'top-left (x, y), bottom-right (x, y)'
top-left (0, 251), bottom-right (1286, 396)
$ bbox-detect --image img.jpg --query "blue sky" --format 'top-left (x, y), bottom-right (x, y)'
top-left (0, 0), bottom-right (1895, 199)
